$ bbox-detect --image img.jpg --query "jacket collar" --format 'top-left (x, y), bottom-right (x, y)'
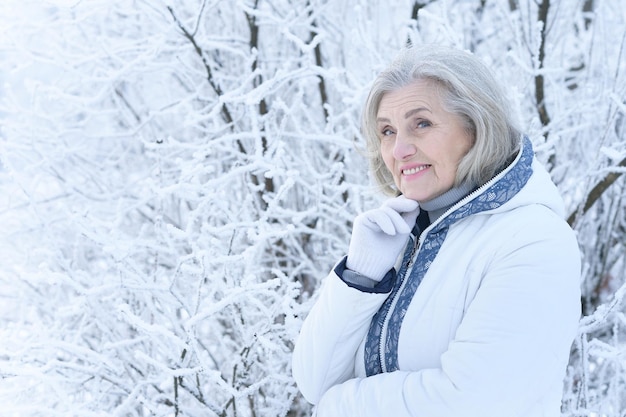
top-left (427, 135), bottom-right (534, 235)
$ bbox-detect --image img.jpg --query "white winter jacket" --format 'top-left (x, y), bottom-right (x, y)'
top-left (292, 138), bottom-right (581, 417)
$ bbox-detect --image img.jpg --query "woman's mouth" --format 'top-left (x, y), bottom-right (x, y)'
top-left (402, 165), bottom-right (431, 176)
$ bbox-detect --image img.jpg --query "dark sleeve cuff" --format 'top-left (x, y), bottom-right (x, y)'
top-left (334, 256), bottom-right (395, 294)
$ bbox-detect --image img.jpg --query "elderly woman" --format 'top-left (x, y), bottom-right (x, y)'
top-left (292, 46), bottom-right (581, 417)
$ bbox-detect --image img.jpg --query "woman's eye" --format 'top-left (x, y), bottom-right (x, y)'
top-left (416, 119), bottom-right (431, 128)
top-left (381, 128), bottom-right (395, 137)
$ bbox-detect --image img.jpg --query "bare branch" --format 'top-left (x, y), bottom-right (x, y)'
top-left (568, 157), bottom-right (626, 226)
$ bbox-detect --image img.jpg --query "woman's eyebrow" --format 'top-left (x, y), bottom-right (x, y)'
top-left (404, 107), bottom-right (431, 118)
top-left (376, 107), bottom-right (431, 124)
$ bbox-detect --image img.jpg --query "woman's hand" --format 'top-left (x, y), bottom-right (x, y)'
top-left (346, 195), bottom-right (419, 281)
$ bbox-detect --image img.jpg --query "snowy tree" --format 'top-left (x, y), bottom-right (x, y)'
top-left (0, 0), bottom-right (624, 416)
top-left (0, 1), bottom-right (369, 415)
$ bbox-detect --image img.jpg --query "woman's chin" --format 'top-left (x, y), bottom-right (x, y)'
top-left (399, 190), bottom-right (422, 203)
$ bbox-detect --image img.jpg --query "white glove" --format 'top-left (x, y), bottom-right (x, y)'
top-left (346, 195), bottom-right (420, 281)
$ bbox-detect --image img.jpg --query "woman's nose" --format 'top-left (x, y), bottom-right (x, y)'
top-left (393, 132), bottom-right (416, 160)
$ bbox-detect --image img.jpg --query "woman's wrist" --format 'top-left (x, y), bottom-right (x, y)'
top-left (342, 268), bottom-right (379, 288)
top-left (335, 257), bottom-right (396, 294)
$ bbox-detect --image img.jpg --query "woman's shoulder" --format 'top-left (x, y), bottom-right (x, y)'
top-left (444, 202), bottom-right (579, 272)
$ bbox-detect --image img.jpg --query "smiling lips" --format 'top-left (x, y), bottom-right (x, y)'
top-left (402, 164), bottom-right (431, 176)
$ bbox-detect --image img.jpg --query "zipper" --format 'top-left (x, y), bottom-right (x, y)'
top-left (378, 234), bottom-right (421, 373)
top-left (376, 138), bottom-right (525, 372)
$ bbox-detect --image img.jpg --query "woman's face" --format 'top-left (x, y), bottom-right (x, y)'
top-left (377, 79), bottom-right (473, 203)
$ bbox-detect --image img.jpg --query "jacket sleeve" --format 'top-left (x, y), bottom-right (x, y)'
top-left (291, 258), bottom-right (391, 405)
top-left (313, 210), bottom-right (581, 417)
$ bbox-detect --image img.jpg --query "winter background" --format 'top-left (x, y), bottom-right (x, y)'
top-left (0, 0), bottom-right (624, 416)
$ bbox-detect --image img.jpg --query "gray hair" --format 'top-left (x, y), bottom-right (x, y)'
top-left (362, 45), bottom-right (521, 196)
